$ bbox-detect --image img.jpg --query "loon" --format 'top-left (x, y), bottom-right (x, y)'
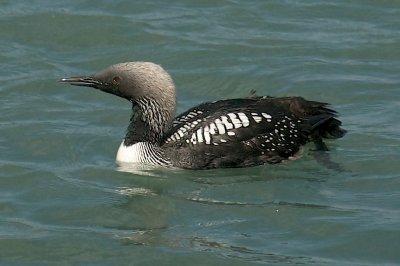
top-left (59, 62), bottom-right (346, 169)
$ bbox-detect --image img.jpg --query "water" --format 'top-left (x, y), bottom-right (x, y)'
top-left (1, 0), bottom-right (400, 265)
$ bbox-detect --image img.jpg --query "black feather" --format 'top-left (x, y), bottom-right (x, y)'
top-left (161, 96), bottom-right (345, 169)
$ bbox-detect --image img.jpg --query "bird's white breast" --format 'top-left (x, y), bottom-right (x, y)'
top-left (116, 141), bottom-right (144, 163)
top-left (116, 141), bottom-right (170, 166)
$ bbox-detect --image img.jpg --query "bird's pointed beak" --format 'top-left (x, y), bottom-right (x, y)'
top-left (58, 76), bottom-right (105, 89)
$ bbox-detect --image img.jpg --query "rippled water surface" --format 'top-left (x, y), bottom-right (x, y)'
top-left (1, 1), bottom-right (400, 265)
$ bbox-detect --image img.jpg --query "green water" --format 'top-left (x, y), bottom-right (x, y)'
top-left (1, 1), bottom-right (400, 265)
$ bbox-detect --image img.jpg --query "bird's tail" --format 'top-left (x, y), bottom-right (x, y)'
top-left (305, 113), bottom-right (345, 150)
top-left (307, 113), bottom-right (346, 139)
top-left (270, 97), bottom-right (346, 140)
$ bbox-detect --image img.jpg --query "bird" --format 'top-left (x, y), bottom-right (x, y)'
top-left (59, 61), bottom-right (346, 170)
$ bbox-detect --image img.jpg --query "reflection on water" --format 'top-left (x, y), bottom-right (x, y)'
top-left (116, 186), bottom-right (157, 197)
top-left (116, 162), bottom-right (166, 176)
top-left (190, 236), bottom-right (320, 264)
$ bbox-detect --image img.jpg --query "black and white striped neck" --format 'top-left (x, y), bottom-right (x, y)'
top-left (119, 96), bottom-right (175, 165)
top-left (124, 96), bottom-right (175, 145)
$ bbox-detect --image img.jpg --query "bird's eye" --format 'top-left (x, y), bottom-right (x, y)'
top-left (112, 76), bottom-right (121, 85)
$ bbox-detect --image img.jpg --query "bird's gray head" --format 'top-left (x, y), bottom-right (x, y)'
top-left (60, 62), bottom-right (177, 143)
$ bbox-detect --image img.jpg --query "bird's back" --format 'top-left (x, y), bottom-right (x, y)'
top-left (161, 96), bottom-right (345, 169)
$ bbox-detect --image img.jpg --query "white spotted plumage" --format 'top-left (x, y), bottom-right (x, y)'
top-left (237, 112), bottom-right (250, 127)
top-left (252, 115), bottom-right (262, 123)
top-left (163, 106), bottom-right (305, 165)
top-left (209, 122), bottom-right (217, 134)
top-left (228, 113), bottom-right (243, 128)
top-left (214, 118), bottom-right (226, 134)
top-left (261, 113), bottom-right (272, 119)
top-left (203, 125), bottom-right (211, 144)
top-left (166, 105), bottom-right (299, 153)
top-left (221, 115), bottom-right (234, 130)
top-left (196, 127), bottom-right (204, 143)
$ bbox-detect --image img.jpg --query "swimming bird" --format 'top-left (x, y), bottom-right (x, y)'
top-left (59, 62), bottom-right (346, 169)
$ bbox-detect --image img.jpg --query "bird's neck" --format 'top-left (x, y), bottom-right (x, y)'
top-left (124, 97), bottom-right (175, 146)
